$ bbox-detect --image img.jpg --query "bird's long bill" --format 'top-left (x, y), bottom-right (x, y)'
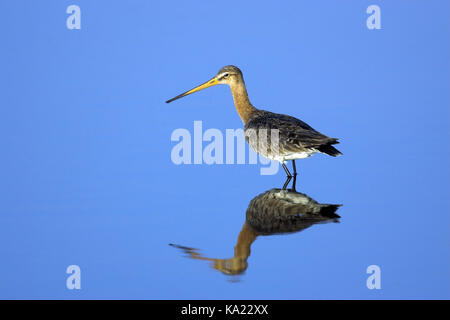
top-left (165, 77), bottom-right (219, 103)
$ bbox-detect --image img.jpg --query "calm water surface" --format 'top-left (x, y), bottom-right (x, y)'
top-left (0, 1), bottom-right (448, 299)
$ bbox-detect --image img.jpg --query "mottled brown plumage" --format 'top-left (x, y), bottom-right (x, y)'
top-left (246, 188), bottom-right (341, 235)
top-left (244, 109), bottom-right (341, 162)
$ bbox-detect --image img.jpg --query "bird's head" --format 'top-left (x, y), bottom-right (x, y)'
top-left (166, 65), bottom-right (243, 103)
top-left (215, 65), bottom-right (243, 85)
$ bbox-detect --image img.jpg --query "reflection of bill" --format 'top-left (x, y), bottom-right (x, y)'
top-left (170, 184), bottom-right (341, 276)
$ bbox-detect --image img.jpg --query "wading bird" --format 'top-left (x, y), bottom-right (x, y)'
top-left (166, 66), bottom-right (341, 186)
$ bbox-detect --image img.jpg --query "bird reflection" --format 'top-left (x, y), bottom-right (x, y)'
top-left (170, 178), bottom-right (341, 276)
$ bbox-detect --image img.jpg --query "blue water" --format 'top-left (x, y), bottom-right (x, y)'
top-left (0, 0), bottom-right (448, 299)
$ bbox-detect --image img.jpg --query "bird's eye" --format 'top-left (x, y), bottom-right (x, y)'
top-left (223, 73), bottom-right (229, 78)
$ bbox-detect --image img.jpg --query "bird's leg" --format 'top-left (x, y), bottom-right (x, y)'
top-left (292, 160), bottom-right (298, 177)
top-left (291, 174), bottom-right (297, 191)
top-left (282, 162), bottom-right (292, 178)
top-left (290, 160), bottom-right (298, 191)
top-left (281, 162), bottom-right (292, 190)
top-left (282, 176), bottom-right (292, 190)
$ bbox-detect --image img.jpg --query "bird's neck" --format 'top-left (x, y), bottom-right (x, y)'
top-left (229, 81), bottom-right (257, 124)
top-left (233, 222), bottom-right (258, 259)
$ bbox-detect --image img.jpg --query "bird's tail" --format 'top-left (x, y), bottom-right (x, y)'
top-left (317, 204), bottom-right (342, 219)
top-left (318, 141), bottom-right (342, 157)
